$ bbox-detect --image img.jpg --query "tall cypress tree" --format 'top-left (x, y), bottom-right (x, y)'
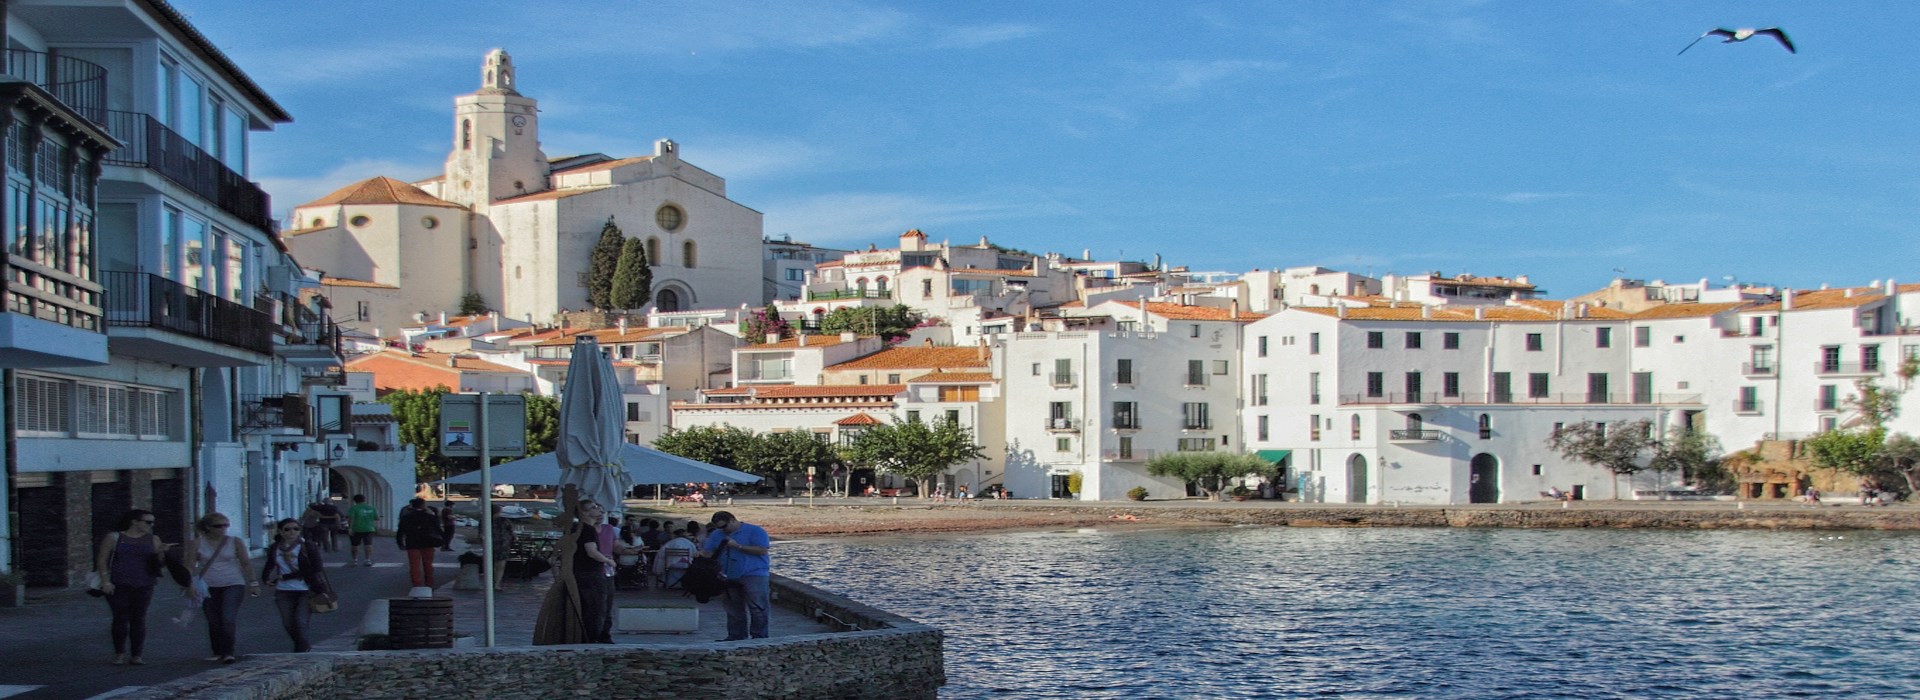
top-left (587, 216), bottom-right (623, 310)
top-left (610, 236), bottom-right (653, 310)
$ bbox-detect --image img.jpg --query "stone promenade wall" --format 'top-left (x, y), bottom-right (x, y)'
top-left (123, 575), bottom-right (942, 700)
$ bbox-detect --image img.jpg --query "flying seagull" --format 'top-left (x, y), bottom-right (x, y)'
top-left (1678, 27), bottom-right (1796, 55)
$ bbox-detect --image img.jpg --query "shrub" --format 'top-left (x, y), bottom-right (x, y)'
top-left (1126, 486), bottom-right (1149, 501)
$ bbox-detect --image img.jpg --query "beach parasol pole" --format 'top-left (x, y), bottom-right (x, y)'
top-left (479, 391), bottom-right (496, 648)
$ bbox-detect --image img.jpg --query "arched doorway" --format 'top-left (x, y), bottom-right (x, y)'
top-left (330, 465), bottom-right (398, 531)
top-left (655, 288), bottom-right (682, 312)
top-left (1469, 453), bottom-right (1500, 503)
top-left (1346, 454), bottom-right (1369, 504)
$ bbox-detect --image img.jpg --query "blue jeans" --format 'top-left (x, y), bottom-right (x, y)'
top-left (273, 590), bottom-right (312, 652)
top-left (722, 575), bottom-right (770, 640)
top-left (202, 585), bottom-right (247, 657)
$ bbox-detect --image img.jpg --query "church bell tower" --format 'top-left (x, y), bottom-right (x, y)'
top-left (444, 49), bottom-right (548, 209)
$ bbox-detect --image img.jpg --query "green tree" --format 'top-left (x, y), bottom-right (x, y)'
top-left (458, 291), bottom-right (490, 316)
top-left (586, 216), bottom-right (624, 310)
top-left (1805, 360), bottom-right (1920, 498)
top-left (738, 430), bottom-right (839, 496)
top-left (522, 392), bottom-right (559, 458)
top-left (609, 236), bottom-right (653, 310)
top-left (653, 424), bottom-right (754, 471)
top-left (841, 418), bottom-right (985, 497)
top-left (1546, 419), bottom-right (1657, 499)
top-left (819, 305), bottom-right (924, 344)
top-left (1145, 452), bottom-right (1272, 500)
top-left (1648, 425), bottom-right (1728, 493)
top-left (380, 387), bottom-right (458, 482)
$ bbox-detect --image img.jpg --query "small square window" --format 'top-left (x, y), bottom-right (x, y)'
top-left (1055, 437), bottom-right (1071, 452)
top-left (1031, 363), bottom-right (1041, 376)
top-left (1212, 360), bottom-right (1229, 375)
top-left (1532, 464), bottom-right (1542, 476)
top-left (1367, 331), bottom-right (1385, 349)
top-left (1191, 324), bottom-right (1201, 338)
top-left (1674, 335), bottom-right (1685, 344)
top-left (1405, 332), bottom-right (1422, 349)
top-left (1444, 332), bottom-right (1461, 350)
top-left (1525, 333), bottom-right (1544, 352)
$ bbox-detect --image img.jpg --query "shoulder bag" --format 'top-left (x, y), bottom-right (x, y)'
top-left (305, 546), bottom-right (339, 614)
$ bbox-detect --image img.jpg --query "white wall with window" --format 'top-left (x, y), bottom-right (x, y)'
top-left (13, 359), bottom-right (192, 473)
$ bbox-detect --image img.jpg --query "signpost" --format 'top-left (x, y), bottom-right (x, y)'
top-left (438, 393), bottom-right (527, 648)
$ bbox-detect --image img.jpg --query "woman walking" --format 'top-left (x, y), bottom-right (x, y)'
top-left (263, 518), bottom-right (330, 652)
top-left (97, 509), bottom-right (174, 665)
top-left (187, 513), bottom-right (256, 663)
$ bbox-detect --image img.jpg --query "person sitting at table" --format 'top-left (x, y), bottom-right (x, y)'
top-left (652, 528), bottom-right (696, 589)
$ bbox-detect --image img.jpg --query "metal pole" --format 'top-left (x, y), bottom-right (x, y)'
top-left (478, 392), bottom-right (495, 648)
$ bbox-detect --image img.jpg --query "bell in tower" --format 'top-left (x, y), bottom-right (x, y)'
top-left (480, 48), bottom-right (518, 95)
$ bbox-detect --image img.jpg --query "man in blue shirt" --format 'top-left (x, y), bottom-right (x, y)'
top-left (701, 511), bottom-right (771, 640)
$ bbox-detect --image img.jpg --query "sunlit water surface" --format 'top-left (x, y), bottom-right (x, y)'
top-left (778, 526), bottom-right (1920, 699)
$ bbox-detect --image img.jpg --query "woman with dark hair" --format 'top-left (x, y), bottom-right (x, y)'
top-left (186, 512), bottom-right (256, 663)
top-left (262, 517), bottom-right (329, 652)
top-left (96, 509), bottom-right (174, 665)
top-left (570, 500), bottom-right (618, 643)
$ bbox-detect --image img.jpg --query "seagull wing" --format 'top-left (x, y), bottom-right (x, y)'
top-left (1754, 27), bottom-right (1796, 53)
top-left (1680, 28), bottom-right (1735, 55)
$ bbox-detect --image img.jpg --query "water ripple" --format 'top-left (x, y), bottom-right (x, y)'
top-left (778, 527), bottom-right (1920, 699)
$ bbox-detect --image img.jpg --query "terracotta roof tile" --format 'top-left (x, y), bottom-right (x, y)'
top-left (906, 371), bottom-right (994, 383)
top-left (1140, 302), bottom-right (1265, 322)
top-left (834, 413), bottom-right (885, 426)
top-left (535, 326), bottom-right (682, 347)
top-left (299, 176), bottom-right (465, 210)
top-left (747, 384), bottom-right (905, 399)
top-left (344, 350), bottom-right (527, 391)
top-left (1747, 288), bottom-right (1889, 312)
top-left (1630, 302), bottom-right (1753, 319)
top-left (826, 347), bottom-right (989, 371)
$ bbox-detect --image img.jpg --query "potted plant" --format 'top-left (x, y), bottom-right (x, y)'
top-left (1126, 487), bottom-right (1149, 501)
top-left (1230, 485), bottom-right (1254, 501)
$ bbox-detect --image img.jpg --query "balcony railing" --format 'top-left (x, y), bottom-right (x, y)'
top-left (1101, 449), bottom-right (1157, 462)
top-left (102, 271), bottom-right (273, 354)
top-left (1815, 361), bottom-right (1879, 376)
top-left (1389, 429), bottom-right (1442, 441)
top-left (1049, 372), bottom-right (1077, 388)
top-left (241, 393), bottom-right (309, 432)
top-left (4, 253), bottom-right (103, 332)
top-left (805, 289), bottom-right (889, 301)
top-left (102, 110), bottom-right (272, 231)
top-left (3, 49), bottom-right (107, 125)
top-left (1111, 418), bottom-right (1142, 431)
top-left (1182, 420), bottom-right (1213, 431)
top-left (1045, 418), bottom-right (1080, 432)
top-left (286, 319), bottom-right (344, 355)
top-left (1742, 362), bottom-right (1777, 377)
top-left (1113, 372), bottom-right (1140, 386)
top-left (1340, 392), bottom-right (1703, 406)
top-left (1733, 400), bottom-right (1764, 415)
top-left (1814, 399), bottom-right (1840, 412)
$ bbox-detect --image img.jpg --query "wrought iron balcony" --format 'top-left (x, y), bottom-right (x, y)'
top-left (1181, 419), bottom-right (1213, 431)
top-left (1101, 449), bottom-right (1157, 462)
top-left (103, 270), bottom-right (273, 354)
top-left (1111, 417), bottom-right (1142, 431)
top-left (1741, 362), bottom-right (1777, 377)
top-left (805, 289), bottom-right (889, 301)
top-left (1049, 372), bottom-right (1077, 388)
top-left (1733, 400), bottom-right (1764, 415)
top-left (3, 49), bottom-right (107, 125)
top-left (102, 110), bottom-right (272, 231)
top-left (1046, 417), bottom-right (1080, 432)
top-left (1814, 361), bottom-right (1879, 376)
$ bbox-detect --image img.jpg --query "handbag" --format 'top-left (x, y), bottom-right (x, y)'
top-left (85, 571), bottom-right (106, 597)
top-left (306, 548), bottom-right (339, 614)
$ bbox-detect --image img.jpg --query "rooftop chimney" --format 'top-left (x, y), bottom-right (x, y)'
top-left (841, 331), bottom-right (857, 343)
top-left (1888, 278), bottom-right (1898, 296)
top-left (440, 311), bottom-right (448, 324)
top-left (1782, 289), bottom-right (1795, 311)
top-left (618, 317), bottom-right (628, 334)
top-left (799, 334), bottom-right (809, 346)
top-left (1474, 307), bottom-right (1485, 320)
top-left (767, 331), bottom-right (781, 344)
top-left (1336, 305), bottom-right (1347, 319)
top-left (976, 339), bottom-right (988, 361)
top-left (1421, 305), bottom-right (1431, 319)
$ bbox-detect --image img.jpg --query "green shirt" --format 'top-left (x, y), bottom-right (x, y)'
top-left (347, 504), bottom-right (379, 533)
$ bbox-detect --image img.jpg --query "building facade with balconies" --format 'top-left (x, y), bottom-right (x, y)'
top-left (0, 0), bottom-right (353, 585)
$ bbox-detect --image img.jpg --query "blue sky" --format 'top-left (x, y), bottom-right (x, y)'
top-left (185, 1), bottom-right (1917, 297)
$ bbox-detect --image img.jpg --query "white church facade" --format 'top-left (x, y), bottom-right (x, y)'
top-left (288, 49), bottom-right (764, 334)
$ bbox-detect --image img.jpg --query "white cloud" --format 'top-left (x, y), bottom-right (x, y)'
top-left (933, 23), bottom-right (1044, 49)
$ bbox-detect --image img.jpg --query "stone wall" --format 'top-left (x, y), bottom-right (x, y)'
top-left (121, 575), bottom-right (943, 700)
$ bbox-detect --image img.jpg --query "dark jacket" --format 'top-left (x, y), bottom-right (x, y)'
top-left (397, 506), bottom-right (443, 550)
top-left (261, 541), bottom-right (328, 592)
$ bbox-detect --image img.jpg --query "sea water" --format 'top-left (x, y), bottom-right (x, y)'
top-left (778, 526), bottom-right (1920, 699)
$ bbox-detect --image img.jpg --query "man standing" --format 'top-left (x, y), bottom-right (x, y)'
top-left (346, 494), bottom-right (379, 566)
top-left (438, 499), bottom-right (458, 552)
top-left (396, 498), bottom-right (442, 588)
top-left (313, 498), bottom-right (343, 552)
top-left (700, 511), bottom-right (771, 641)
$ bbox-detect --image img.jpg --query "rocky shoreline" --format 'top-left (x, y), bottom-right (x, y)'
top-left (619, 499), bottom-right (1920, 537)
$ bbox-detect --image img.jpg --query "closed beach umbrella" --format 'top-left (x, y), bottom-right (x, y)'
top-left (556, 336), bottom-right (631, 510)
